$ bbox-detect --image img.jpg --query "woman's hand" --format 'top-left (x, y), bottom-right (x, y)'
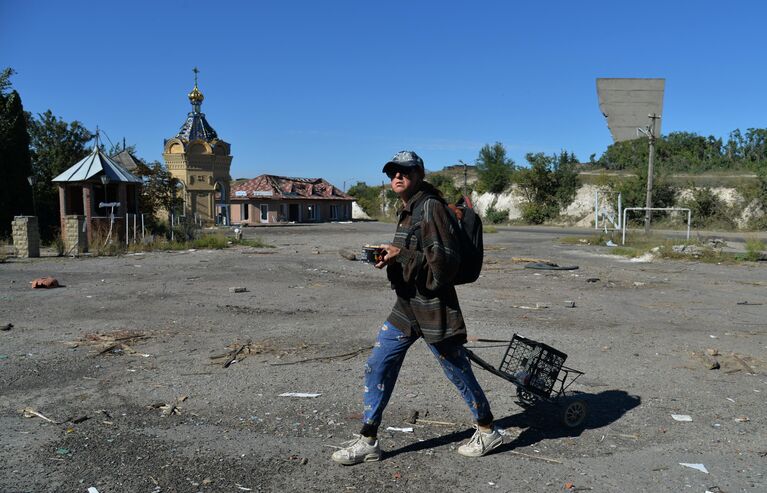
top-left (375, 243), bottom-right (401, 269)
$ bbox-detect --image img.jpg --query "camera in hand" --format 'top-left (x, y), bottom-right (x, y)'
top-left (362, 245), bottom-right (386, 264)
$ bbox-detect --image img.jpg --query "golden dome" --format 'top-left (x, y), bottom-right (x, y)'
top-left (188, 84), bottom-right (204, 105)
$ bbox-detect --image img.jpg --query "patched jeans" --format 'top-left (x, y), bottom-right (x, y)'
top-left (361, 321), bottom-right (493, 435)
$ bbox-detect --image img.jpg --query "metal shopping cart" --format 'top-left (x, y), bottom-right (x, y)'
top-left (465, 334), bottom-right (588, 428)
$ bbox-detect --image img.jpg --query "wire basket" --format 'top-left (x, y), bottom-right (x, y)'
top-left (499, 334), bottom-right (568, 398)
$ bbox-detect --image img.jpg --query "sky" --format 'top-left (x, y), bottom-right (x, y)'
top-left (3, 0), bottom-right (767, 189)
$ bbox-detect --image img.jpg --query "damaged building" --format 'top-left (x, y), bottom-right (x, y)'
top-left (229, 175), bottom-right (354, 224)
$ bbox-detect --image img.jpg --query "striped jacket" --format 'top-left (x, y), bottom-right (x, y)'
top-left (385, 183), bottom-right (467, 344)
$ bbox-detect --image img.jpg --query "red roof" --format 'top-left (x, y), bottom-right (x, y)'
top-left (230, 174), bottom-right (353, 201)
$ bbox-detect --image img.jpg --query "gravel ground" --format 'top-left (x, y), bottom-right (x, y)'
top-left (1, 222), bottom-right (765, 493)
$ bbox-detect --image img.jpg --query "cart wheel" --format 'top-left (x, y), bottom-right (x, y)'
top-left (516, 387), bottom-right (537, 407)
top-left (561, 399), bottom-right (588, 428)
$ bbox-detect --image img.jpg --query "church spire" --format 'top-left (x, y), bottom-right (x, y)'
top-left (188, 66), bottom-right (204, 113)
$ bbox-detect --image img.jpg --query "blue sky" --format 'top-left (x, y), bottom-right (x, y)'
top-left (3, 0), bottom-right (766, 188)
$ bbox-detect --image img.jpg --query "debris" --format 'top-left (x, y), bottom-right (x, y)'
top-left (150, 395), bottom-right (188, 417)
top-left (524, 262), bottom-right (579, 271)
top-left (338, 248), bottom-right (359, 261)
top-left (279, 392), bottom-right (321, 398)
top-left (30, 277), bottom-right (60, 289)
top-left (235, 485), bottom-right (252, 491)
top-left (405, 410), bottom-right (419, 424)
top-left (736, 301), bottom-right (762, 305)
top-left (565, 482), bottom-right (575, 490)
top-left (87, 488), bottom-right (100, 493)
top-left (270, 345), bottom-right (373, 366)
top-left (229, 287), bottom-right (248, 293)
top-left (692, 351), bottom-right (720, 370)
top-left (22, 407), bottom-right (58, 424)
top-left (286, 455), bottom-right (309, 465)
top-left (726, 398), bottom-right (735, 403)
top-left (731, 353), bottom-right (756, 374)
top-left (1, 323), bottom-right (12, 331)
top-left (605, 240), bottom-right (617, 247)
top-left (210, 341), bottom-right (251, 368)
top-left (671, 414), bottom-right (692, 422)
top-left (705, 348), bottom-right (719, 357)
top-left (679, 463), bottom-right (708, 474)
top-left (386, 426), bottom-right (414, 433)
top-left (416, 418), bottom-right (456, 426)
top-left (55, 447), bottom-right (71, 456)
top-left (564, 300), bottom-right (576, 308)
top-left (734, 416), bottom-right (750, 423)
top-left (511, 304), bottom-right (548, 310)
top-left (507, 450), bottom-right (562, 464)
top-left (76, 330), bottom-right (150, 356)
top-left (586, 278), bottom-right (600, 283)
top-left (511, 257), bottom-right (549, 263)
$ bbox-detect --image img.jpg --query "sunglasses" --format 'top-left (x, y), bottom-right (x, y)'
top-left (386, 167), bottom-right (414, 179)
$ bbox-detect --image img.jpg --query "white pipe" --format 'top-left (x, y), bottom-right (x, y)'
top-left (617, 193), bottom-right (622, 230)
top-left (622, 207), bottom-right (692, 245)
top-left (594, 190), bottom-right (599, 230)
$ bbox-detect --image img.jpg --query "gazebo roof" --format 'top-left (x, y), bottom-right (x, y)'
top-left (53, 144), bottom-right (142, 184)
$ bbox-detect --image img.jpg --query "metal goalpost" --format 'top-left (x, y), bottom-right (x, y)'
top-left (621, 207), bottom-right (691, 245)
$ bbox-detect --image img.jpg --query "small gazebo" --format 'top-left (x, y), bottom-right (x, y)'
top-left (52, 134), bottom-right (142, 243)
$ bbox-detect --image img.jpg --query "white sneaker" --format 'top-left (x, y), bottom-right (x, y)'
top-left (331, 435), bottom-right (381, 465)
top-left (457, 425), bottom-right (503, 457)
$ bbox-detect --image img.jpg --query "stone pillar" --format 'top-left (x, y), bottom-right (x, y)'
top-left (63, 215), bottom-right (87, 255)
top-left (12, 216), bottom-right (40, 258)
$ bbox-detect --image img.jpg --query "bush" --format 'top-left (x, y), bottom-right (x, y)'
top-left (521, 203), bottom-right (558, 225)
top-left (680, 187), bottom-right (734, 228)
top-left (192, 234), bottom-right (229, 249)
top-left (484, 205), bottom-right (509, 224)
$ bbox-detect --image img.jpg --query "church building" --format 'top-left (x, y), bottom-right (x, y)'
top-left (163, 69), bottom-right (232, 225)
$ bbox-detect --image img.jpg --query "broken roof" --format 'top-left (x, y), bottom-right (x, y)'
top-left (230, 175), bottom-right (353, 201)
top-left (110, 149), bottom-right (144, 171)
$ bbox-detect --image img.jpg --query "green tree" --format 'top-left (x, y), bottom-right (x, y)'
top-left (347, 181), bottom-right (381, 217)
top-left (515, 151), bottom-right (580, 224)
top-left (427, 173), bottom-right (461, 202)
top-left (475, 142), bottom-right (514, 193)
top-left (0, 68), bottom-right (34, 237)
top-left (133, 160), bottom-right (183, 230)
top-left (680, 186), bottom-right (733, 228)
top-left (27, 110), bottom-right (92, 239)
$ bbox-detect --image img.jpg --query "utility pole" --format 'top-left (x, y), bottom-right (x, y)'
top-left (381, 180), bottom-right (386, 216)
top-left (641, 113), bottom-right (661, 234)
top-left (459, 160), bottom-right (468, 196)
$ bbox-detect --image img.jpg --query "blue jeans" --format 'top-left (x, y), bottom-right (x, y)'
top-left (361, 322), bottom-right (493, 434)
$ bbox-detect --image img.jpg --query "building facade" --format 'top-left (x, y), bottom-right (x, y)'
top-left (163, 70), bottom-right (232, 225)
top-left (230, 175), bottom-right (354, 224)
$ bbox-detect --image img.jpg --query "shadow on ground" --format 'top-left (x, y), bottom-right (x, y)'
top-left (384, 389), bottom-right (641, 459)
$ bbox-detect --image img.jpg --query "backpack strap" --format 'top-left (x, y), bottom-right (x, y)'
top-left (404, 193), bottom-right (443, 251)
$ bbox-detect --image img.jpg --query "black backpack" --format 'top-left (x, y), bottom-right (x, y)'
top-left (406, 194), bottom-right (484, 285)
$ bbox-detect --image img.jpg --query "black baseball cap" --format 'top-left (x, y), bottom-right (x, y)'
top-left (382, 150), bottom-right (425, 174)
